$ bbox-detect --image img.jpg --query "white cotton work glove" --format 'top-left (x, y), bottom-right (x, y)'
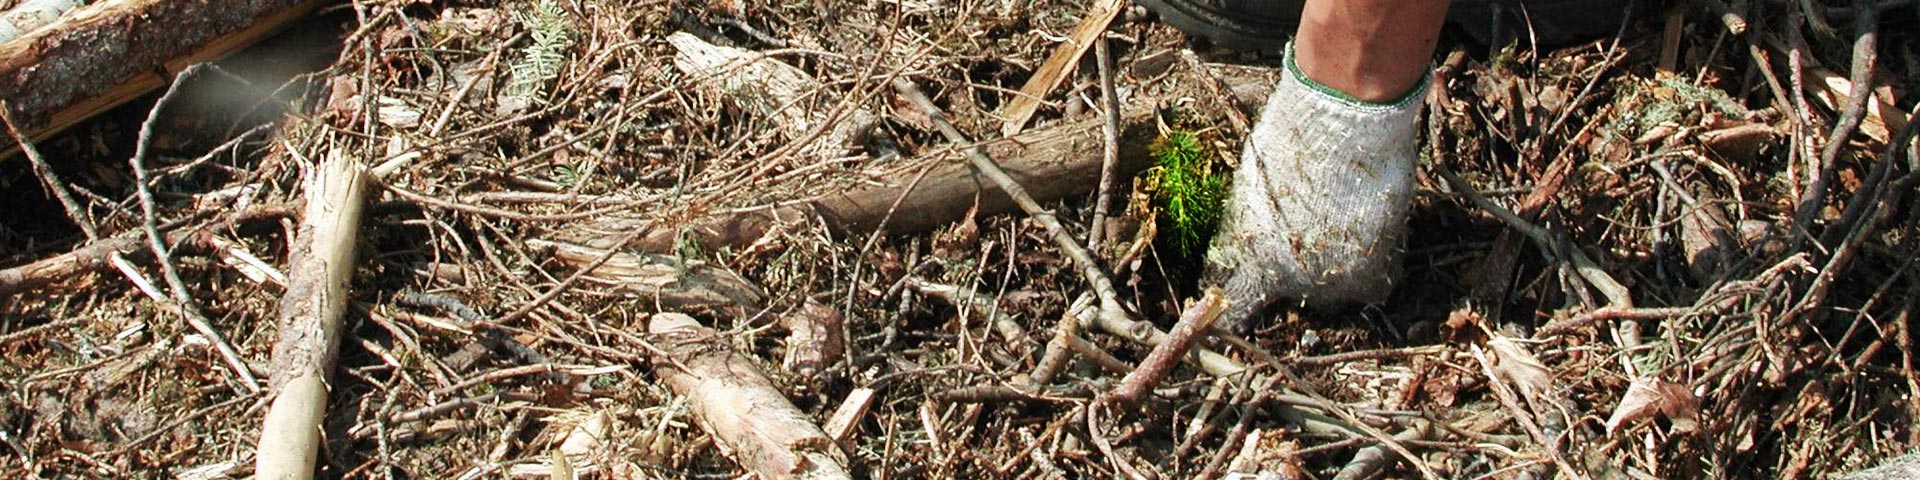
top-left (1203, 44), bottom-right (1427, 329)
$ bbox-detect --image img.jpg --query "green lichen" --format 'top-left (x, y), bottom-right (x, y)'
top-left (1147, 130), bottom-right (1227, 257)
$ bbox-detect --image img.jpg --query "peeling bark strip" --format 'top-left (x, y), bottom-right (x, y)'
top-left (525, 238), bottom-right (767, 317)
top-left (257, 150), bottom-right (367, 480)
top-left (650, 313), bottom-right (852, 479)
top-left (667, 31), bottom-right (878, 160)
top-left (0, 0), bottom-right (326, 147)
top-left (561, 105), bottom-right (1157, 253)
top-left (778, 299), bottom-right (844, 391)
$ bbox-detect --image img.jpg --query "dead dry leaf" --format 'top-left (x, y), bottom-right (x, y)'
top-left (1605, 378), bottom-right (1701, 435)
top-left (1485, 335), bottom-right (1553, 403)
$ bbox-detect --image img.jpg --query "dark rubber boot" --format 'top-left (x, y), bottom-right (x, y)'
top-left (1131, 0), bottom-right (1641, 51)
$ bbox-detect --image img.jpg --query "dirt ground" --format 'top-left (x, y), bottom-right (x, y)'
top-left (2, 0), bottom-right (1918, 478)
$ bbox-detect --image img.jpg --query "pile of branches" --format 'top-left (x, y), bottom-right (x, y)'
top-left (0, 0), bottom-right (1916, 478)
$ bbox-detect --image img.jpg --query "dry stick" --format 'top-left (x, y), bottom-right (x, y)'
top-left (1797, 0), bottom-right (1879, 244)
top-left (844, 162), bottom-right (939, 374)
top-left (256, 149), bottom-right (368, 480)
top-left (1469, 346), bottom-right (1585, 479)
top-left (1, 102), bottom-right (95, 239)
top-left (0, 317), bottom-right (88, 348)
top-left (1785, 104), bottom-right (1920, 325)
top-left (1786, 9), bottom-right (1817, 210)
top-left (1289, 345), bottom-right (1446, 367)
top-left (1276, 373), bottom-right (1443, 480)
top-left (1899, 285), bottom-right (1920, 447)
top-left (902, 276), bottom-right (1033, 348)
top-left (649, 313), bottom-right (853, 479)
top-left (998, 0), bottom-right (1124, 137)
top-left (488, 227), bottom-right (650, 327)
top-left (1332, 421), bottom-right (1434, 480)
top-left (888, 76), bottom-right (1246, 377)
top-left (1108, 289), bottom-right (1225, 404)
top-left (1435, 165), bottom-right (1631, 308)
top-left (128, 64), bottom-right (262, 394)
top-left (1194, 373), bottom-right (1287, 479)
top-left (0, 203), bottom-right (296, 297)
top-left (1067, 333), bottom-right (1137, 375)
top-left (1818, 3), bottom-right (1895, 242)
top-left (1534, 306), bottom-right (1701, 338)
top-left (0, 99), bottom-right (176, 313)
top-left (1087, 36), bottom-right (1122, 251)
top-left (1085, 399), bottom-right (1148, 480)
top-left (1029, 294), bottom-right (1095, 385)
top-left (108, 393), bottom-right (263, 459)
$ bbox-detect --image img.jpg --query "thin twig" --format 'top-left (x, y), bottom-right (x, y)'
top-left (1535, 306), bottom-right (1701, 338)
top-left (1785, 103), bottom-right (1920, 325)
top-left (1435, 165), bottom-right (1631, 308)
top-left (1796, 0), bottom-right (1878, 242)
top-left (1195, 374), bottom-right (1287, 478)
top-left (489, 226), bottom-right (650, 326)
top-left (0, 317), bottom-right (89, 347)
top-left (1, 102), bottom-right (96, 240)
top-left (128, 64), bottom-right (261, 393)
top-left (1086, 399), bottom-right (1148, 480)
top-left (1029, 294), bottom-right (1095, 385)
top-left (1469, 346), bottom-right (1585, 479)
top-left (890, 78), bottom-right (1124, 319)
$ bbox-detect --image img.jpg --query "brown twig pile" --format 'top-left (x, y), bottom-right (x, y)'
top-left (1, 0), bottom-right (1917, 478)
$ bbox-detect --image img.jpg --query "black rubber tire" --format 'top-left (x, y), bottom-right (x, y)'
top-left (1129, 0), bottom-right (1304, 52)
top-left (1130, 0), bottom-right (1640, 51)
top-left (1448, 0), bottom-right (1642, 46)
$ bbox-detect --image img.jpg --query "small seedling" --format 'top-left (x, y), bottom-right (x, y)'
top-left (1146, 129), bottom-right (1227, 257)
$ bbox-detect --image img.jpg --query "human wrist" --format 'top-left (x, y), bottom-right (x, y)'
top-left (1283, 42), bottom-right (1427, 109)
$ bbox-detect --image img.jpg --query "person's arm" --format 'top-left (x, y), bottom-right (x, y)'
top-left (1293, 0), bottom-right (1449, 103)
top-left (1203, 0), bottom-right (1449, 327)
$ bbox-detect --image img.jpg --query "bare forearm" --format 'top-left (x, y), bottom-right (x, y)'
top-left (1294, 0), bottom-right (1449, 103)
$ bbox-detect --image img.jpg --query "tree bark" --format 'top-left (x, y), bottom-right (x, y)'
top-left (256, 150), bottom-right (368, 480)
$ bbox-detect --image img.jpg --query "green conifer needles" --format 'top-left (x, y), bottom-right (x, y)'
top-left (1147, 130), bottom-right (1227, 256)
top-left (504, 0), bottom-right (572, 107)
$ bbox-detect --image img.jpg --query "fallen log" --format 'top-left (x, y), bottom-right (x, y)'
top-left (650, 312), bottom-right (852, 479)
top-left (556, 104), bottom-right (1158, 253)
top-left (256, 150), bottom-right (368, 479)
top-left (0, 0), bottom-right (327, 151)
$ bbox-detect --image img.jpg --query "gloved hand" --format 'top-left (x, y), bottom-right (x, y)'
top-left (1202, 44), bottom-right (1427, 329)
